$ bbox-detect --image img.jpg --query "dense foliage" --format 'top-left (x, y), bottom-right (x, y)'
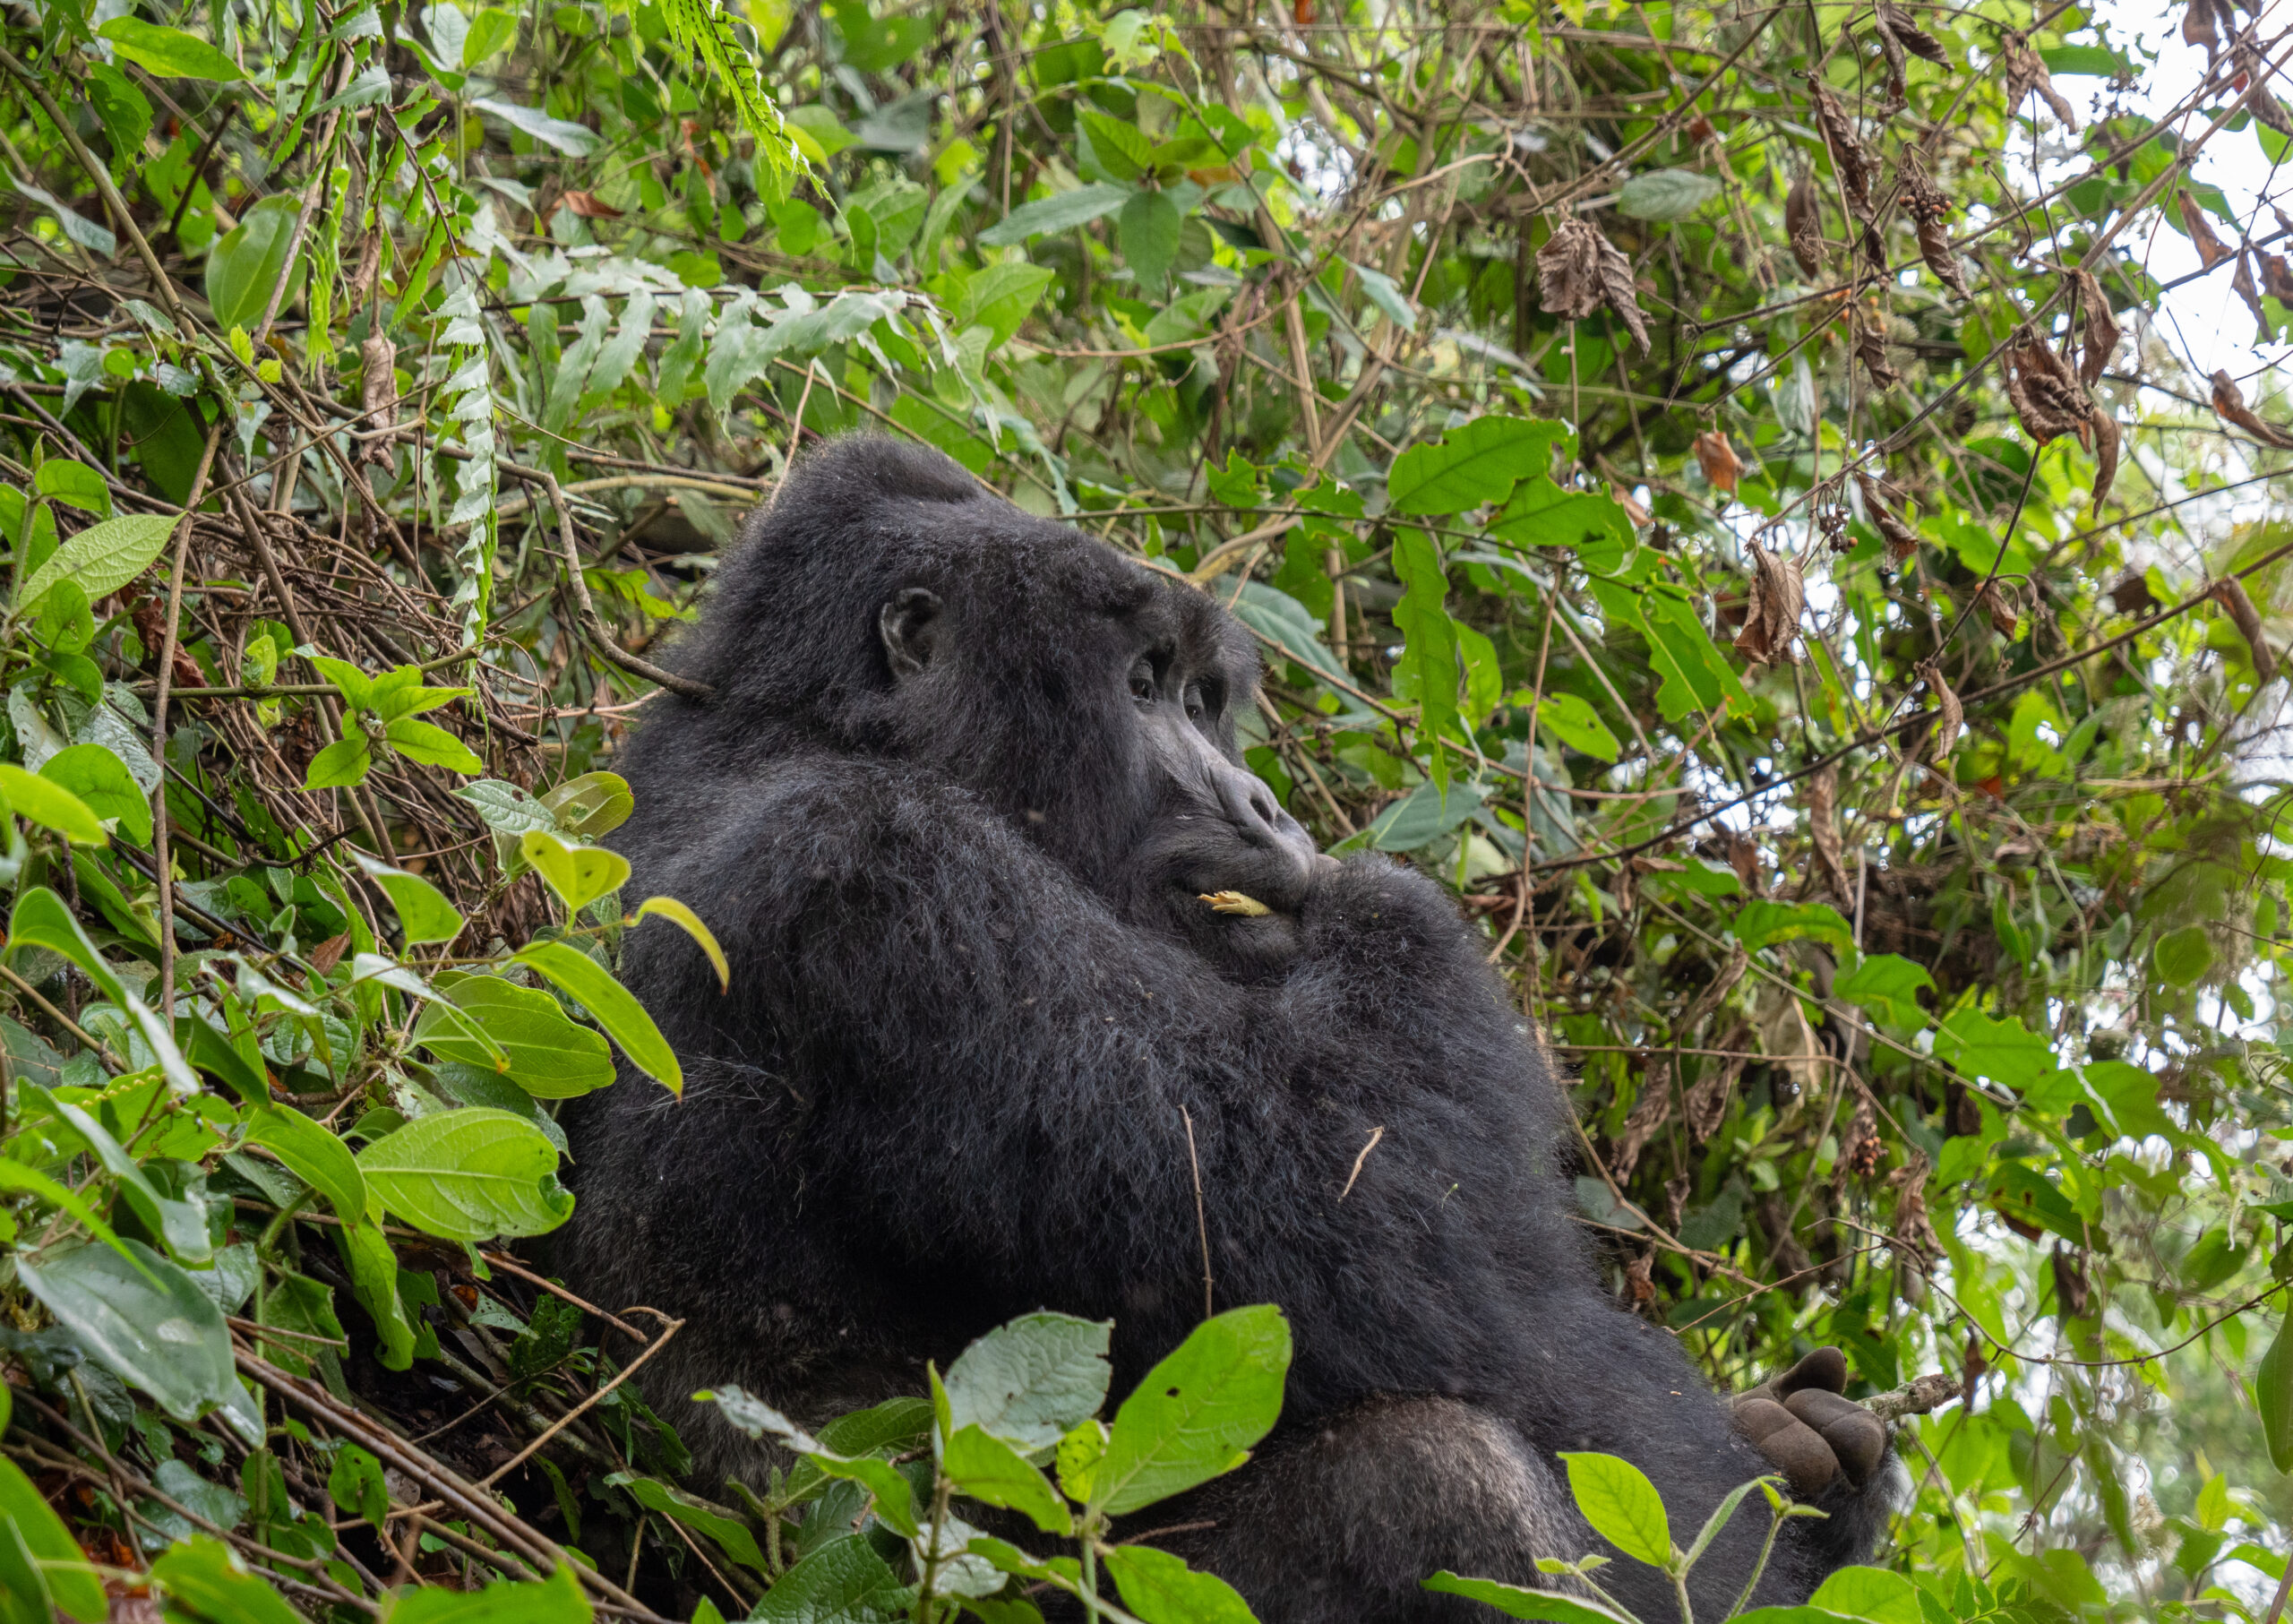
top-left (0, 0), bottom-right (2287, 1615)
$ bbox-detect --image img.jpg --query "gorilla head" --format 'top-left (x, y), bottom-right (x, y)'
top-left (641, 438), bottom-right (1319, 972)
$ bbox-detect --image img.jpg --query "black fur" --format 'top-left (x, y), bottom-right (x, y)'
top-left (558, 438), bottom-right (1893, 1620)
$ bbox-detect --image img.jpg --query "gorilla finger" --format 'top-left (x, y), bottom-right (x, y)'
top-left (1732, 1400), bottom-right (1837, 1497)
top-left (1772, 1345), bottom-right (1850, 1398)
top-left (1781, 1388), bottom-right (1865, 1432)
top-left (1819, 1407), bottom-right (1886, 1488)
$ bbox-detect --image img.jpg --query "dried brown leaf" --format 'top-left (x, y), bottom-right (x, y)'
top-left (1876, 0), bottom-right (1949, 63)
top-left (560, 190), bottom-right (625, 219)
top-left (2179, 191), bottom-right (2234, 268)
top-left (1918, 658), bottom-right (1962, 758)
top-left (1806, 761), bottom-right (1851, 900)
top-left (2262, 251), bottom-right (2293, 305)
top-left (2050, 1246), bottom-right (2093, 1318)
top-left (1733, 544), bottom-right (1806, 666)
top-left (1855, 470), bottom-right (1920, 561)
top-left (2210, 367), bottom-right (2293, 448)
top-left (1536, 217), bottom-right (1649, 353)
top-left (2005, 331), bottom-right (2089, 444)
top-left (1870, 10), bottom-right (1909, 103)
top-left (359, 332), bottom-right (399, 468)
top-left (2237, 42), bottom-right (2293, 135)
top-left (2090, 407), bottom-right (2120, 511)
top-left (2236, 247), bottom-right (2272, 329)
top-left (2213, 577), bottom-right (2278, 682)
top-left (2183, 0), bottom-right (2220, 58)
top-left (1854, 302), bottom-right (1901, 389)
top-left (309, 932), bottom-right (352, 974)
top-left (2003, 34), bottom-right (2079, 129)
top-left (1902, 164), bottom-right (1968, 296)
top-left (1785, 172), bottom-right (1825, 278)
top-left (2108, 573), bottom-right (2158, 614)
top-left (1978, 580), bottom-right (2021, 640)
top-left (1694, 429), bottom-right (1743, 494)
top-left (1810, 82), bottom-right (1874, 218)
top-left (2064, 267), bottom-right (2120, 386)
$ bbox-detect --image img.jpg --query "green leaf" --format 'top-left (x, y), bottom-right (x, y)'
top-left (37, 744), bottom-right (148, 844)
top-left (384, 717), bottom-right (485, 773)
top-left (327, 1443), bottom-right (390, 1526)
top-left (148, 1538), bottom-right (304, 1624)
top-left (1101, 1546), bottom-right (1254, 1624)
top-left (0, 1158), bottom-right (135, 1262)
top-left (16, 513), bottom-right (178, 615)
top-left (1682, 1475), bottom-right (1765, 1569)
top-left (945, 1311), bottom-right (1112, 1450)
top-left (352, 851), bottom-right (465, 946)
top-left (18, 1241), bottom-right (261, 1439)
top-left (305, 655), bottom-right (374, 709)
top-left (513, 939), bottom-right (683, 1095)
top-left (1832, 954), bottom-right (1936, 1029)
top-left (384, 1564), bottom-right (593, 1622)
top-left (97, 17), bottom-right (245, 78)
top-left (1534, 693), bottom-right (1620, 761)
top-left (1934, 1009), bottom-right (2057, 1088)
top-left (2152, 924), bottom-right (2214, 986)
top-left (2258, 1310), bottom-right (2293, 1474)
top-left (1420, 1575), bottom-right (1635, 1623)
top-left (605, 1474), bottom-right (766, 1571)
top-left (539, 770), bottom-right (636, 838)
top-left (520, 829), bottom-right (631, 912)
top-left (356, 1108), bottom-right (575, 1240)
top-left (1092, 1304), bottom-right (1290, 1515)
top-left (1079, 110), bottom-right (1154, 181)
top-left (415, 975), bottom-right (617, 1097)
top-left (335, 1218), bottom-right (415, 1371)
top-left (1387, 416), bottom-right (1565, 515)
top-left (1488, 477), bottom-right (1636, 572)
top-left (32, 460), bottom-right (110, 517)
top-left (43, 1094), bottom-right (211, 1261)
top-left (245, 1104), bottom-right (368, 1222)
top-left (454, 778), bottom-right (560, 836)
top-left (0, 1456), bottom-right (104, 1621)
top-left (1807, 1567), bottom-right (1921, 1623)
top-left (1618, 168), bottom-right (1722, 220)
top-left (955, 262), bottom-right (1060, 348)
top-left (1118, 188), bottom-right (1182, 289)
top-left (0, 1513), bottom-right (54, 1624)
top-left (303, 736), bottom-right (372, 789)
top-left (978, 183), bottom-right (1131, 246)
top-left (203, 194), bottom-right (303, 331)
top-left (1350, 260), bottom-right (1418, 331)
top-left (0, 764), bottom-right (105, 845)
top-left (1733, 899), bottom-right (1854, 955)
top-left (631, 896), bottom-right (730, 991)
top-left (943, 1426), bottom-right (1073, 1534)
top-left (749, 1535), bottom-right (912, 1623)
top-left (470, 95), bottom-right (600, 155)
top-left (1559, 1451), bottom-right (1673, 1568)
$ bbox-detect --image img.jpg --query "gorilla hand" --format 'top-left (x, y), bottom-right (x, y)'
top-left (1730, 1346), bottom-right (1887, 1497)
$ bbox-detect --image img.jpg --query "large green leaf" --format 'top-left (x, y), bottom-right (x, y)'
top-left (520, 829), bottom-right (631, 912)
top-left (513, 940), bottom-right (682, 1095)
top-left (1421, 1575), bottom-right (1634, 1623)
top-left (605, 1474), bottom-right (766, 1571)
top-left (1387, 416), bottom-right (1566, 515)
top-left (353, 852), bottom-right (465, 947)
top-left (0, 764), bottom-right (104, 846)
top-left (148, 1538), bottom-right (304, 1624)
top-left (386, 1565), bottom-right (593, 1621)
top-left (0, 1457), bottom-right (104, 1621)
top-left (749, 1535), bottom-right (911, 1623)
top-left (415, 974), bottom-right (616, 1097)
top-left (1092, 1305), bottom-right (1289, 1515)
top-left (245, 1104), bottom-right (368, 1222)
top-left (18, 1241), bottom-right (260, 1439)
top-left (942, 1426), bottom-right (1072, 1534)
top-left (355, 1107), bottom-right (575, 1240)
top-left (17, 513), bottom-right (177, 617)
top-left (38, 744), bottom-right (148, 844)
top-left (96, 17), bottom-right (245, 78)
top-left (1101, 1546), bottom-right (1253, 1624)
top-left (203, 194), bottom-right (304, 331)
top-left (977, 183), bottom-right (1130, 245)
top-left (2259, 1310), bottom-right (2293, 1474)
top-left (1618, 168), bottom-right (1722, 220)
top-left (943, 1310), bottom-right (1112, 1450)
top-left (1558, 1451), bottom-right (1673, 1568)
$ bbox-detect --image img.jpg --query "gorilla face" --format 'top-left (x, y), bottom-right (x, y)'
top-left (876, 569), bottom-right (1320, 975)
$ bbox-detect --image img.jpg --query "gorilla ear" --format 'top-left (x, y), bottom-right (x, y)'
top-left (880, 588), bottom-right (943, 682)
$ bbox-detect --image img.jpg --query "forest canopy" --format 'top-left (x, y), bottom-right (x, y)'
top-left (0, 0), bottom-right (2285, 1616)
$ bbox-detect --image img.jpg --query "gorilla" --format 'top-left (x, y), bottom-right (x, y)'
top-left (558, 437), bottom-right (1895, 1620)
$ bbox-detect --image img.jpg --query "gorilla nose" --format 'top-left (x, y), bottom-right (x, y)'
top-left (1214, 759), bottom-right (1318, 879)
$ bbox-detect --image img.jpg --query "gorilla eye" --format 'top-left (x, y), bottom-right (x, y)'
top-left (1129, 660), bottom-right (1157, 703)
top-left (1184, 683), bottom-right (1208, 723)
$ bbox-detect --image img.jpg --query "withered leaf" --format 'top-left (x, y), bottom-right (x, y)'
top-left (359, 332), bottom-right (398, 468)
top-left (2213, 577), bottom-right (2278, 682)
top-left (2179, 191), bottom-right (2234, 269)
top-left (2210, 368), bottom-right (2293, 448)
top-left (1918, 659), bottom-right (1962, 758)
top-left (561, 190), bottom-right (625, 219)
top-left (1785, 172), bottom-right (1825, 278)
top-left (2003, 34), bottom-right (2079, 130)
top-left (2183, 0), bottom-right (2220, 58)
top-left (2090, 407), bottom-right (2120, 512)
top-left (1978, 580), bottom-right (2021, 640)
top-left (1854, 301), bottom-right (1901, 388)
top-left (1870, 10), bottom-right (1908, 103)
top-left (1695, 429), bottom-right (1743, 494)
top-left (2063, 268), bottom-right (2120, 386)
top-left (1810, 82), bottom-right (1874, 218)
top-left (1806, 762), bottom-right (1850, 900)
top-left (2261, 251), bottom-right (2293, 305)
top-left (1855, 470), bottom-right (1920, 562)
top-left (345, 228), bottom-right (382, 313)
top-left (1902, 163), bottom-right (1969, 296)
top-left (1876, 0), bottom-right (1949, 63)
top-left (1536, 217), bottom-right (1651, 353)
top-left (2237, 42), bottom-right (2293, 135)
top-left (2108, 573), bottom-right (2158, 614)
top-left (1733, 544), bottom-right (1806, 666)
top-left (2235, 249), bottom-right (2270, 329)
top-left (2005, 331), bottom-right (2090, 444)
